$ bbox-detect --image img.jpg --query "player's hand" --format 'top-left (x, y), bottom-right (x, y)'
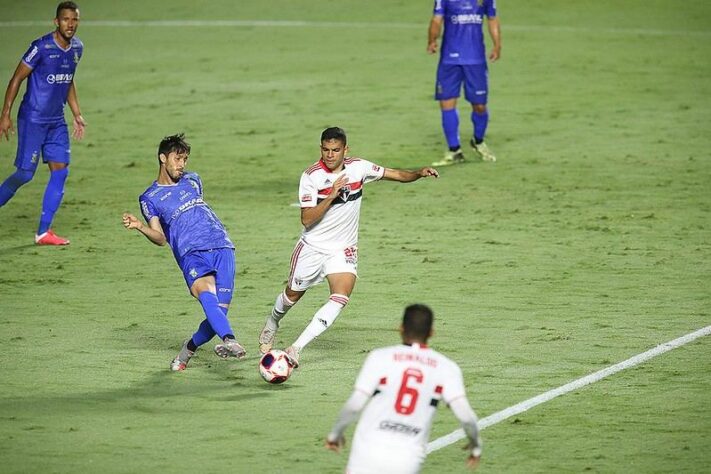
top-left (330, 173), bottom-right (349, 199)
top-left (324, 435), bottom-right (346, 453)
top-left (489, 46), bottom-right (501, 62)
top-left (122, 213), bottom-right (142, 230)
top-left (72, 114), bottom-right (86, 140)
top-left (419, 167), bottom-right (439, 178)
top-left (466, 454), bottom-right (481, 470)
top-left (0, 115), bottom-right (14, 141)
top-left (427, 41), bottom-right (438, 54)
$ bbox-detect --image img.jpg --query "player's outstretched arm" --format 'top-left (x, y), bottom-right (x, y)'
top-left (427, 15), bottom-right (444, 54)
top-left (122, 213), bottom-right (167, 246)
top-left (0, 62), bottom-right (32, 142)
top-left (450, 396), bottom-right (483, 470)
top-left (325, 389), bottom-right (370, 454)
top-left (383, 167), bottom-right (439, 183)
top-left (487, 17), bottom-right (501, 62)
top-left (67, 82), bottom-right (86, 140)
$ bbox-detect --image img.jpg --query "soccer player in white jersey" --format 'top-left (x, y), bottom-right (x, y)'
top-left (325, 304), bottom-right (483, 473)
top-left (258, 127), bottom-right (439, 367)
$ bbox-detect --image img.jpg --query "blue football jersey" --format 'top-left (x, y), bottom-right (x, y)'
top-left (19, 32), bottom-right (83, 124)
top-left (139, 172), bottom-right (234, 259)
top-left (434, 0), bottom-right (496, 65)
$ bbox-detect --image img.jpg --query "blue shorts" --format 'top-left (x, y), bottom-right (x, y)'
top-left (435, 63), bottom-right (488, 104)
top-left (15, 118), bottom-right (70, 171)
top-left (178, 248), bottom-right (236, 305)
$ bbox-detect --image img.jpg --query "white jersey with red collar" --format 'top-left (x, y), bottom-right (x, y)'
top-left (347, 343), bottom-right (468, 472)
top-left (298, 157), bottom-right (384, 252)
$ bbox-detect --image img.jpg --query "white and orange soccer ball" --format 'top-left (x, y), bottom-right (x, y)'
top-left (259, 349), bottom-right (294, 384)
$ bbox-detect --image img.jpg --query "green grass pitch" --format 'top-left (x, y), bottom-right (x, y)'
top-left (0, 1), bottom-right (709, 472)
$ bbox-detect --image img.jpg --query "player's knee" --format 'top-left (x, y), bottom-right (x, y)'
top-left (11, 169), bottom-right (34, 186)
top-left (51, 167), bottom-right (69, 182)
top-left (472, 104), bottom-right (487, 114)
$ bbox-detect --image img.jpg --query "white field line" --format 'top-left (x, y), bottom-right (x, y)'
top-left (0, 20), bottom-right (709, 37)
top-left (427, 325), bottom-right (711, 454)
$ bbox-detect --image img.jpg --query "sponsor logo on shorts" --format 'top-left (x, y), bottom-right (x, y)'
top-left (344, 246), bottom-right (358, 265)
top-left (301, 194), bottom-right (312, 203)
top-left (379, 420), bottom-right (422, 436)
top-left (31, 151), bottom-right (39, 164)
top-left (218, 288), bottom-right (232, 293)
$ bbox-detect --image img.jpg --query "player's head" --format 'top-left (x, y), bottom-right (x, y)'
top-left (158, 133), bottom-right (191, 182)
top-left (54, 2), bottom-right (80, 42)
top-left (320, 127), bottom-right (349, 172)
top-left (401, 304), bottom-right (434, 344)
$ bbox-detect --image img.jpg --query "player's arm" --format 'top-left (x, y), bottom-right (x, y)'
top-left (324, 389), bottom-right (370, 453)
top-left (427, 14), bottom-right (444, 54)
top-left (487, 16), bottom-right (501, 62)
top-left (122, 213), bottom-right (167, 246)
top-left (382, 167), bottom-right (439, 183)
top-left (449, 396), bottom-right (483, 469)
top-left (67, 82), bottom-right (86, 140)
top-left (300, 173), bottom-right (349, 229)
top-left (0, 62), bottom-right (32, 141)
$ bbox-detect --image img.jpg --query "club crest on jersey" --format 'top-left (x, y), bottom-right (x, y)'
top-left (338, 184), bottom-right (351, 201)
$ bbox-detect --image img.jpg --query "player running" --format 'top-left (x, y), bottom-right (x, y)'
top-left (258, 127), bottom-right (439, 368)
top-left (428, 0), bottom-right (501, 165)
top-left (122, 134), bottom-right (246, 371)
top-left (0, 2), bottom-right (87, 245)
top-left (325, 304), bottom-right (483, 473)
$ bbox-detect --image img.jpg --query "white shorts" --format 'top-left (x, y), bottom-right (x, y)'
top-left (347, 442), bottom-right (424, 474)
top-left (287, 239), bottom-right (358, 292)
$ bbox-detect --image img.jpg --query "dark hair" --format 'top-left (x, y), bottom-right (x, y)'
top-left (56, 1), bottom-right (79, 18)
top-left (158, 133), bottom-right (191, 160)
top-left (402, 304), bottom-right (434, 341)
top-left (321, 127), bottom-right (347, 145)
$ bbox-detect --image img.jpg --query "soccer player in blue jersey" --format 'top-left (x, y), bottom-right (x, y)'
top-left (0, 2), bottom-right (87, 245)
top-left (122, 134), bottom-right (246, 371)
top-left (428, 0), bottom-right (501, 165)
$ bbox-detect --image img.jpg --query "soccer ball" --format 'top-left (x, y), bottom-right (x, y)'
top-left (259, 349), bottom-right (294, 384)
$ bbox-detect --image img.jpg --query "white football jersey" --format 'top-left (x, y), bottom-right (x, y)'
top-left (298, 158), bottom-right (384, 252)
top-left (347, 343), bottom-right (468, 472)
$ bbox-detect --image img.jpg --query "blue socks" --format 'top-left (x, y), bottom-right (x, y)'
top-left (441, 108), bottom-right (460, 150)
top-left (471, 110), bottom-right (489, 144)
top-left (38, 167), bottom-right (69, 235)
top-left (197, 292), bottom-right (234, 341)
top-left (0, 168), bottom-right (34, 207)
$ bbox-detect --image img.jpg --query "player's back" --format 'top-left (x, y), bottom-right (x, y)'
top-left (347, 343), bottom-right (467, 473)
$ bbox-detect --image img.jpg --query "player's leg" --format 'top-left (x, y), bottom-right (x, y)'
top-left (0, 118), bottom-right (43, 207)
top-left (260, 239), bottom-right (314, 353)
top-left (36, 122), bottom-right (72, 244)
top-left (287, 245), bottom-right (358, 367)
top-left (210, 248), bottom-right (246, 359)
top-left (464, 64), bottom-right (496, 162)
top-left (433, 64), bottom-right (465, 166)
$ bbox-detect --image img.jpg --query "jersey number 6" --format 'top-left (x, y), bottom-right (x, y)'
top-left (394, 368), bottom-right (424, 415)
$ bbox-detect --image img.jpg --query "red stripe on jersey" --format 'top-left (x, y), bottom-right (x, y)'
top-left (379, 377), bottom-right (387, 385)
top-left (344, 157), bottom-right (361, 164)
top-left (434, 385), bottom-right (443, 394)
top-left (317, 180), bottom-right (363, 196)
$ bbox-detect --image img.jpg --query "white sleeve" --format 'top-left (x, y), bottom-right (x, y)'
top-left (359, 158), bottom-right (385, 184)
top-left (326, 390), bottom-right (370, 442)
top-left (449, 397), bottom-right (483, 457)
top-left (442, 362), bottom-right (467, 405)
top-left (353, 351), bottom-right (384, 395)
top-left (298, 173), bottom-right (317, 208)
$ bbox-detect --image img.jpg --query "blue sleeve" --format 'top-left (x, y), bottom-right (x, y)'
top-left (433, 0), bottom-right (445, 16)
top-left (486, 0), bottom-right (497, 17)
top-left (186, 172), bottom-right (204, 197)
top-left (21, 40), bottom-right (41, 69)
top-left (140, 195), bottom-right (157, 222)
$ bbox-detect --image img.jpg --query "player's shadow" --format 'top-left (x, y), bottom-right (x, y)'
top-left (0, 243), bottom-right (36, 256)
